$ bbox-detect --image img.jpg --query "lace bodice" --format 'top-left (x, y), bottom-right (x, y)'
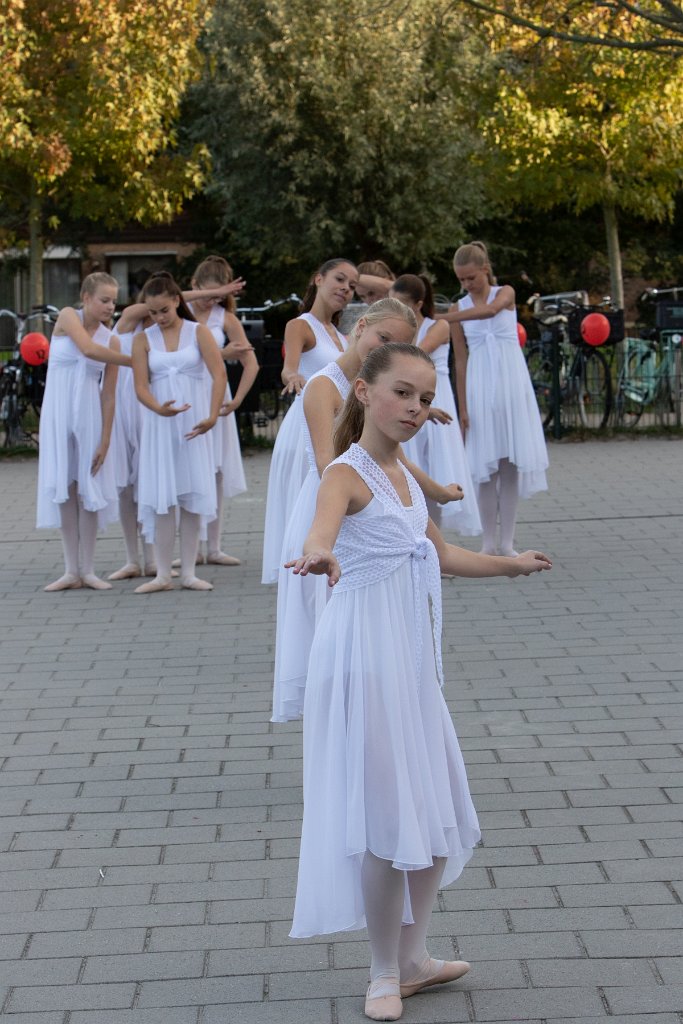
top-left (328, 444), bottom-right (443, 687)
top-left (302, 361), bottom-right (351, 472)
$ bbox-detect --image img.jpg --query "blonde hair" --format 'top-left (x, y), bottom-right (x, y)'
top-left (357, 259), bottom-right (395, 282)
top-left (346, 296), bottom-right (417, 347)
top-left (192, 254), bottom-right (237, 313)
top-left (81, 272), bottom-right (118, 297)
top-left (334, 341), bottom-right (433, 458)
top-left (453, 241), bottom-right (496, 285)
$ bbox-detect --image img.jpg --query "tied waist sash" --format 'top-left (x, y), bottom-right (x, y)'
top-left (150, 362), bottom-right (205, 383)
top-left (468, 329), bottom-right (517, 408)
top-left (334, 521), bottom-right (444, 690)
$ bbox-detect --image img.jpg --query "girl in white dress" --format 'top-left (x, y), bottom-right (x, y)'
top-left (107, 275), bottom-right (246, 580)
top-left (261, 258), bottom-right (356, 584)
top-left (131, 272), bottom-right (227, 594)
top-left (389, 274), bottom-right (482, 536)
top-left (188, 255), bottom-right (259, 566)
top-left (37, 272), bottom-right (132, 592)
top-left (286, 343), bottom-right (552, 1021)
top-left (439, 242), bottom-right (548, 556)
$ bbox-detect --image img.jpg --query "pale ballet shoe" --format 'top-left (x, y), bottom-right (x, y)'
top-left (134, 577), bottom-right (174, 594)
top-left (399, 959), bottom-right (470, 999)
top-left (174, 554), bottom-right (206, 566)
top-left (180, 576), bottom-right (213, 591)
top-left (499, 548), bottom-right (519, 558)
top-left (206, 551), bottom-right (241, 566)
top-left (44, 573), bottom-right (82, 592)
top-left (365, 979), bottom-right (402, 1021)
top-left (108, 563), bottom-right (142, 581)
top-left (81, 574), bottom-right (113, 591)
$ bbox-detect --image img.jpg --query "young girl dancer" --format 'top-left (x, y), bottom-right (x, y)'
top-left (389, 274), bottom-right (481, 536)
top-left (131, 272), bottom-right (227, 593)
top-left (37, 272), bottom-right (132, 591)
top-left (188, 255), bottom-right (259, 566)
top-left (437, 242), bottom-right (548, 556)
top-left (261, 257), bottom-right (356, 584)
top-left (286, 343), bottom-right (551, 1021)
top-left (107, 274), bottom-right (246, 580)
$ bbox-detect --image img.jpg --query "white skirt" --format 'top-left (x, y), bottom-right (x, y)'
top-left (466, 344), bottom-right (548, 499)
top-left (290, 558), bottom-right (481, 938)
top-left (210, 377), bottom-right (247, 498)
top-left (261, 396), bottom-right (310, 584)
top-left (272, 468), bottom-right (330, 722)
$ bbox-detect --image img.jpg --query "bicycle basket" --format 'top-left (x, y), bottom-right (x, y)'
top-left (567, 308), bottom-right (625, 346)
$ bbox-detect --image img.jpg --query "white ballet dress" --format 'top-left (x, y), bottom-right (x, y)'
top-left (290, 444), bottom-right (481, 938)
top-left (272, 361), bottom-right (351, 722)
top-left (108, 322), bottom-right (143, 494)
top-left (36, 313), bottom-right (119, 530)
top-left (261, 312), bottom-right (347, 584)
top-left (401, 319), bottom-right (482, 535)
top-left (189, 302), bottom-right (247, 499)
top-left (136, 320), bottom-right (217, 542)
top-left (460, 288), bottom-right (548, 498)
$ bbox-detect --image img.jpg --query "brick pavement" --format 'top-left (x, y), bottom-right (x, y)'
top-left (0, 437), bottom-right (681, 1024)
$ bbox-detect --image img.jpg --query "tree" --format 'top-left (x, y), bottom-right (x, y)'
top-left (474, 10), bottom-right (683, 306)
top-left (0, 0), bottom-right (210, 305)
top-left (186, 0), bottom-right (495, 291)
top-left (454, 1), bottom-right (683, 55)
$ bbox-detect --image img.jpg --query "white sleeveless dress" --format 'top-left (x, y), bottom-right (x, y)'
top-left (36, 312), bottom-right (119, 530)
top-left (136, 321), bottom-right (216, 542)
top-left (272, 361), bottom-right (350, 722)
top-left (401, 319), bottom-right (482, 535)
top-left (189, 302), bottom-right (246, 499)
top-left (460, 288), bottom-right (548, 498)
top-left (108, 321), bottom-right (143, 494)
top-left (261, 312), bottom-right (347, 584)
top-left (290, 444), bottom-right (481, 938)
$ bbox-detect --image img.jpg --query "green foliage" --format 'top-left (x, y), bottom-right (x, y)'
top-left (186, 0), bottom-right (495, 282)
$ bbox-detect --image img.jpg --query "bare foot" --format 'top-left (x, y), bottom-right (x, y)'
top-left (81, 574), bottom-right (113, 591)
top-left (181, 576), bottom-right (213, 591)
top-left (108, 563), bottom-right (142, 581)
top-left (44, 573), bottom-right (82, 592)
top-left (134, 577), bottom-right (174, 594)
top-left (207, 551), bottom-right (241, 566)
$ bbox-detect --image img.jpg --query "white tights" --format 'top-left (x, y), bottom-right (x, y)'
top-left (153, 507), bottom-right (200, 584)
top-left (477, 458), bottom-right (519, 556)
top-left (205, 471), bottom-right (225, 557)
top-left (119, 485), bottom-right (155, 569)
top-left (58, 482), bottom-right (99, 577)
top-left (361, 851), bottom-right (446, 984)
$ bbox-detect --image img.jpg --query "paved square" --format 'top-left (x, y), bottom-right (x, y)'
top-left (0, 437), bottom-right (682, 1023)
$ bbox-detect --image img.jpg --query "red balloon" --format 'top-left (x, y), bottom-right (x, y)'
top-left (20, 332), bottom-right (50, 366)
top-left (517, 322), bottom-right (527, 347)
top-left (580, 313), bottom-right (610, 347)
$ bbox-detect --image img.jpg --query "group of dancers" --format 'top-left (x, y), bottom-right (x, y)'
top-left (36, 241), bottom-right (552, 1022)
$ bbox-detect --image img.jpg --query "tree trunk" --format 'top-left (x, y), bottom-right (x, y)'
top-left (28, 184), bottom-right (44, 310)
top-left (602, 202), bottom-right (623, 309)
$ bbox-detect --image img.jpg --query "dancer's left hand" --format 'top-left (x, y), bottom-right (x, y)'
top-left (91, 444), bottom-right (108, 475)
top-left (428, 406), bottom-right (453, 425)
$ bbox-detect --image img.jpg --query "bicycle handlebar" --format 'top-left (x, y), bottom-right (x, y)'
top-left (236, 294), bottom-right (302, 316)
top-left (641, 286), bottom-right (683, 301)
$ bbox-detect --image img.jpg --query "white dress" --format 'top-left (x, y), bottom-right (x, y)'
top-left (189, 302), bottom-right (247, 500)
top-left (460, 288), bottom-right (548, 498)
top-left (402, 319), bottom-right (482, 535)
top-left (136, 320), bottom-right (216, 542)
top-left (272, 361), bottom-right (350, 722)
top-left (36, 313), bottom-right (119, 530)
top-left (108, 321), bottom-right (143, 494)
top-left (290, 445), bottom-right (481, 938)
top-left (261, 312), bottom-right (347, 584)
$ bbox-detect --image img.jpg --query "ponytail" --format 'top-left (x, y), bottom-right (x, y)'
top-left (192, 254), bottom-right (237, 313)
top-left (390, 274), bottom-right (436, 319)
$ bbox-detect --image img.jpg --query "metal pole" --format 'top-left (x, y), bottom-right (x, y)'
top-left (551, 325), bottom-right (563, 439)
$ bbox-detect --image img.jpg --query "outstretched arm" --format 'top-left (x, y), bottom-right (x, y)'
top-left (435, 285), bottom-right (516, 324)
top-left (398, 449), bottom-right (463, 504)
top-left (55, 308), bottom-right (132, 367)
top-left (426, 518), bottom-right (552, 577)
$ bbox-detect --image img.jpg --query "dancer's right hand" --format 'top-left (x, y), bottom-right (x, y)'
top-left (281, 374), bottom-right (306, 396)
top-left (158, 400), bottom-right (191, 417)
top-left (285, 550), bottom-right (341, 586)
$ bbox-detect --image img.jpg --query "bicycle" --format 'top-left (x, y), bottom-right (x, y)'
top-left (0, 306), bottom-right (59, 447)
top-left (525, 293), bottom-right (623, 434)
top-left (615, 287), bottom-right (683, 428)
top-left (235, 294), bottom-right (301, 427)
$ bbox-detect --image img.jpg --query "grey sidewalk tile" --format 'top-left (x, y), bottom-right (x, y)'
top-left (0, 908), bottom-right (90, 934)
top-left (27, 928), bottom-right (146, 959)
top-left (470, 986), bottom-right (607, 1019)
top-left (204, 1001), bottom-right (333, 1024)
top-left (40, 883), bottom-right (153, 911)
top-left (526, 957), bottom-right (656, 986)
top-left (581, 929), bottom-right (683, 957)
top-left (70, 1012), bottom-right (200, 1024)
top-left (92, 901), bottom-right (206, 930)
top-left (0, 934), bottom-right (31, 960)
top-left (508, 907), bottom-right (630, 931)
top-left (135, 975), bottom-right (263, 1007)
top-left (7, 982), bottom-right (136, 1012)
top-left (207, 943), bottom-right (329, 975)
top-left (147, 922), bottom-right (266, 952)
top-left (604, 985), bottom-right (683, 1014)
top-left (81, 950), bottom-right (205, 983)
top-left (0, 956), bottom-right (82, 986)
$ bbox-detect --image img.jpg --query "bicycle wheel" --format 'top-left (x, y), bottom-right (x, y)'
top-left (577, 347), bottom-right (611, 428)
top-left (616, 349), bottom-right (649, 427)
top-left (525, 344), bottom-right (554, 427)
